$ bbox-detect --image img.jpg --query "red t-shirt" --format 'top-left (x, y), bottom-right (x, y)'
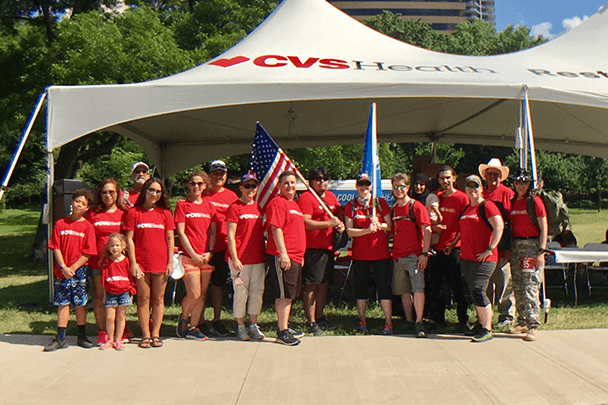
top-left (122, 190), bottom-right (139, 208)
top-left (123, 206), bottom-right (175, 274)
top-left (86, 208), bottom-right (126, 270)
top-left (48, 217), bottom-right (97, 280)
top-left (205, 188), bottom-right (239, 252)
top-left (510, 196), bottom-right (547, 238)
top-left (436, 189), bottom-right (470, 251)
top-left (297, 190), bottom-right (343, 251)
top-left (459, 201), bottom-right (501, 261)
top-left (392, 199), bottom-right (431, 259)
top-left (344, 198), bottom-right (391, 261)
top-left (225, 200), bottom-right (265, 265)
top-left (100, 256), bottom-right (136, 295)
top-left (265, 195), bottom-right (307, 264)
top-left (483, 183), bottom-right (514, 212)
top-left (174, 199), bottom-right (217, 257)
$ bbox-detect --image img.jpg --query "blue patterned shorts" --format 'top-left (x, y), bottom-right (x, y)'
top-left (53, 265), bottom-right (89, 306)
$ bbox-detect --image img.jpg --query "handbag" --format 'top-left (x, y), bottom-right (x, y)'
top-left (333, 228), bottom-right (349, 251)
top-left (171, 252), bottom-right (185, 279)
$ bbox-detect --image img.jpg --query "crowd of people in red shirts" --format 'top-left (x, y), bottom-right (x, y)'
top-left (43, 157), bottom-right (547, 351)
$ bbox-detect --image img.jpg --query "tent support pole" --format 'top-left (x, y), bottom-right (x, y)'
top-left (435, 99), bottom-right (506, 136)
top-left (524, 88), bottom-right (538, 188)
top-left (46, 149), bottom-right (54, 303)
top-left (0, 91), bottom-right (47, 204)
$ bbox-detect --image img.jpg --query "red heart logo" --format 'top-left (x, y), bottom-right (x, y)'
top-left (209, 56), bottom-right (250, 68)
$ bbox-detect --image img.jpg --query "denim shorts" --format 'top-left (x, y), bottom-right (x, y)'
top-left (105, 291), bottom-right (132, 307)
top-left (53, 265), bottom-right (89, 306)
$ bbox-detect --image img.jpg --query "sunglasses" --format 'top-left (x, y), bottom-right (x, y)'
top-left (392, 184), bottom-right (407, 190)
top-left (101, 190), bottom-right (117, 196)
top-left (466, 183), bottom-right (480, 190)
top-left (314, 177), bottom-right (328, 182)
top-left (147, 189), bottom-right (163, 195)
top-left (514, 180), bottom-right (531, 185)
top-left (134, 170), bottom-right (148, 175)
top-left (357, 181), bottom-right (371, 187)
top-left (486, 171), bottom-right (501, 178)
top-left (242, 183), bottom-right (258, 190)
top-left (189, 181), bottom-right (205, 187)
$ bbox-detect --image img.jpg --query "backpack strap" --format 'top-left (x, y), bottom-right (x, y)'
top-left (478, 200), bottom-right (493, 230)
top-left (526, 194), bottom-right (540, 231)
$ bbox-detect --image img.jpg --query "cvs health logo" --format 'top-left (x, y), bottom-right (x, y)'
top-left (209, 55), bottom-right (349, 70)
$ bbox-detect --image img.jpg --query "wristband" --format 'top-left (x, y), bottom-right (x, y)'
top-left (421, 252), bottom-right (429, 257)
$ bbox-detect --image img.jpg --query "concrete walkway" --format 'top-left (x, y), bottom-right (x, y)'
top-left (2, 329), bottom-right (608, 405)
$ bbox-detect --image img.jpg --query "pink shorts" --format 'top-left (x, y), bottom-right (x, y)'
top-left (182, 255), bottom-right (215, 274)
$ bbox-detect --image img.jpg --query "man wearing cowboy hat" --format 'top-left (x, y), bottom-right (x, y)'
top-left (479, 158), bottom-right (516, 328)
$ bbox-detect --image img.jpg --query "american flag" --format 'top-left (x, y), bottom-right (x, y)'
top-left (249, 123), bottom-right (298, 209)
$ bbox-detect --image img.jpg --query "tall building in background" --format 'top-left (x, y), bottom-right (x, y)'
top-left (329, 1), bottom-right (495, 33)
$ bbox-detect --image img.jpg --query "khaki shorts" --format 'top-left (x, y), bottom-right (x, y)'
top-left (392, 254), bottom-right (424, 295)
top-left (182, 255), bottom-right (215, 273)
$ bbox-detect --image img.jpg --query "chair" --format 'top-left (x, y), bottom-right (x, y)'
top-left (581, 243), bottom-right (608, 296)
top-left (544, 241), bottom-right (569, 296)
top-left (334, 243), bottom-right (353, 300)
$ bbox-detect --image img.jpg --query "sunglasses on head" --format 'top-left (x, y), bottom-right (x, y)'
top-left (242, 183), bottom-right (258, 190)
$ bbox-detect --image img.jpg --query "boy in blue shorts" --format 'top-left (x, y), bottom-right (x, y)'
top-left (44, 189), bottom-right (97, 351)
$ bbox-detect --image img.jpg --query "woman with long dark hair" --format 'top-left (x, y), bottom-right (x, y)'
top-left (124, 178), bottom-right (175, 348)
top-left (87, 178), bottom-right (128, 345)
top-left (174, 171), bottom-right (216, 341)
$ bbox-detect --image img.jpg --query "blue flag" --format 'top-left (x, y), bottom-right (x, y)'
top-left (362, 102), bottom-right (382, 198)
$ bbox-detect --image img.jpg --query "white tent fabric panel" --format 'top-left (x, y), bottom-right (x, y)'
top-left (46, 0), bottom-right (608, 176)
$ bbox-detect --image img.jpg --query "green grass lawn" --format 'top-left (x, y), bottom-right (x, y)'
top-left (1, 204), bottom-right (608, 336)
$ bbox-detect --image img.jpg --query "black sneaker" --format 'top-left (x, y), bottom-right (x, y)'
top-left (276, 329), bottom-right (300, 346)
top-left (464, 322), bottom-right (482, 336)
top-left (414, 322), bottom-right (427, 338)
top-left (471, 328), bottom-right (493, 343)
top-left (288, 327), bottom-right (305, 339)
top-left (316, 317), bottom-right (337, 330)
top-left (77, 335), bottom-right (94, 349)
top-left (307, 322), bottom-right (323, 336)
top-left (210, 320), bottom-right (229, 337)
top-left (43, 335), bottom-right (68, 352)
top-left (197, 322), bottom-right (212, 337)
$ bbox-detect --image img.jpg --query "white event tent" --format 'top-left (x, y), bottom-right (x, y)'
top-left (46, 0), bottom-right (608, 177)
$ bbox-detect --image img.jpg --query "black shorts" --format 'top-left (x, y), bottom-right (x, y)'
top-left (352, 259), bottom-right (392, 301)
top-left (209, 249), bottom-right (230, 287)
top-left (266, 254), bottom-right (302, 300)
top-left (302, 249), bottom-right (334, 285)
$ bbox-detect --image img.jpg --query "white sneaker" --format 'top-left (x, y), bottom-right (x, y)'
top-left (237, 325), bottom-right (250, 341)
top-left (247, 324), bottom-right (265, 340)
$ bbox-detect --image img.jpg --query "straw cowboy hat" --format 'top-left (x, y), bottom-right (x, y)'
top-left (478, 158), bottom-right (510, 180)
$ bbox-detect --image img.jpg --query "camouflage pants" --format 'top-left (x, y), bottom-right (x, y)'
top-left (511, 238), bottom-right (542, 328)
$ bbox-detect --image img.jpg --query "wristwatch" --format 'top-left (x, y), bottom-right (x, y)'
top-left (208, 250), bottom-right (214, 256)
top-left (421, 252), bottom-right (429, 257)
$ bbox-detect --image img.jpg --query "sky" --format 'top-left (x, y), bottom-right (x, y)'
top-left (494, 0), bottom-right (606, 38)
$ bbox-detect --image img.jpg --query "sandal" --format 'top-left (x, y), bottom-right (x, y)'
top-left (151, 336), bottom-right (163, 348)
top-left (138, 337), bottom-right (152, 349)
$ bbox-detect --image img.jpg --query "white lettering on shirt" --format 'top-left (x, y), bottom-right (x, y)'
top-left (210, 202), bottom-right (229, 209)
top-left (289, 210), bottom-right (303, 217)
top-left (94, 221), bottom-right (122, 227)
top-left (105, 276), bottom-right (130, 282)
top-left (460, 214), bottom-right (478, 220)
top-left (59, 230), bottom-right (85, 237)
top-left (185, 213), bottom-right (211, 219)
top-left (511, 210), bottom-right (527, 215)
top-left (136, 223), bottom-right (165, 230)
top-left (440, 207), bottom-right (456, 213)
top-left (239, 214), bottom-right (259, 220)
